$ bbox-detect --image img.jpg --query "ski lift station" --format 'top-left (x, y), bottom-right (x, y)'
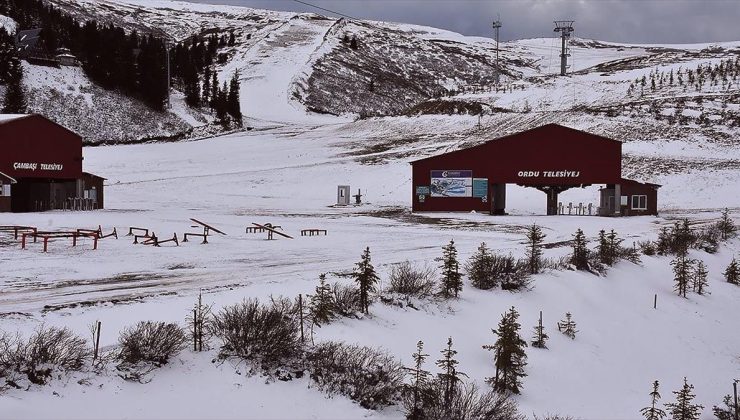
top-left (0, 114), bottom-right (104, 212)
top-left (410, 124), bottom-right (659, 216)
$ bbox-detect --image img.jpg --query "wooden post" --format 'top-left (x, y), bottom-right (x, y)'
top-left (93, 321), bottom-right (101, 361)
top-left (734, 380), bottom-right (738, 420)
top-left (298, 294), bottom-right (305, 343)
top-left (192, 308), bottom-right (198, 351)
top-left (654, 294), bottom-right (657, 309)
top-left (539, 311), bottom-right (543, 342)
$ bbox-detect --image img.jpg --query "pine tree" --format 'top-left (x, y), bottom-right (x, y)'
top-left (558, 312), bottom-right (577, 339)
top-left (672, 254), bottom-right (694, 298)
top-left (228, 30), bottom-right (235, 46)
top-left (531, 310), bottom-right (548, 349)
top-left (664, 378), bottom-right (703, 420)
top-left (525, 223), bottom-right (546, 274)
top-left (692, 261), bottom-right (708, 295)
top-left (2, 56), bottom-right (26, 113)
top-left (465, 242), bottom-right (496, 290)
top-left (309, 273), bottom-right (335, 326)
top-left (570, 228), bottom-right (590, 271)
top-left (215, 81), bottom-right (229, 125)
top-left (0, 28), bottom-right (15, 84)
top-left (641, 380), bottom-right (667, 420)
top-left (404, 340), bottom-right (431, 420)
top-left (209, 71), bottom-right (219, 110)
top-left (717, 208), bottom-right (737, 240)
top-left (436, 239), bottom-right (462, 298)
top-left (725, 257), bottom-right (739, 285)
top-left (353, 247), bottom-right (378, 314)
top-left (712, 394), bottom-right (738, 420)
top-left (483, 306), bottom-right (528, 394)
top-left (227, 70), bottom-right (242, 126)
top-left (435, 337), bottom-right (465, 408)
top-left (350, 36), bottom-right (358, 50)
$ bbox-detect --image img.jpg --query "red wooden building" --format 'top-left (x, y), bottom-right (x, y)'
top-left (410, 124), bottom-right (659, 216)
top-left (0, 114), bottom-right (104, 212)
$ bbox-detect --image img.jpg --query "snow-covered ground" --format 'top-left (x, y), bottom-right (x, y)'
top-left (1, 123), bottom-right (739, 419)
top-left (2, 0), bottom-right (740, 417)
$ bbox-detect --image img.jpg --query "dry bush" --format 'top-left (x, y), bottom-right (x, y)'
top-left (403, 380), bottom-right (523, 420)
top-left (212, 297), bottom-right (301, 370)
top-left (118, 321), bottom-right (187, 366)
top-left (0, 326), bottom-right (91, 386)
top-left (387, 261), bottom-right (436, 297)
top-left (331, 282), bottom-right (361, 317)
top-left (307, 341), bottom-right (404, 409)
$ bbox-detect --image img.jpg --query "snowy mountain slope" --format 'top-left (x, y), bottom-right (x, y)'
top-left (18, 0), bottom-right (736, 152)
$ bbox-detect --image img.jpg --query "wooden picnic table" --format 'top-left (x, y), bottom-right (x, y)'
top-left (300, 229), bottom-right (327, 237)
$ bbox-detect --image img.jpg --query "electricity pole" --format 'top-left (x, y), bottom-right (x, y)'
top-left (553, 20), bottom-right (574, 76)
top-left (492, 16), bottom-right (502, 85)
top-left (165, 40), bottom-right (171, 109)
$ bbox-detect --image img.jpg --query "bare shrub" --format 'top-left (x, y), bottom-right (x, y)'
top-left (403, 380), bottom-right (523, 420)
top-left (532, 415), bottom-right (575, 420)
top-left (118, 321), bottom-right (187, 366)
top-left (0, 326), bottom-right (91, 386)
top-left (212, 297), bottom-right (301, 370)
top-left (331, 282), bottom-right (361, 317)
top-left (388, 261), bottom-right (436, 297)
top-left (542, 256), bottom-right (570, 271)
top-left (307, 341), bottom-right (404, 409)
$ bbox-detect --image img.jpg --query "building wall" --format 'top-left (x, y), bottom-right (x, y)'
top-left (620, 182), bottom-right (659, 216)
top-left (411, 124), bottom-right (622, 213)
top-left (0, 115), bottom-right (83, 180)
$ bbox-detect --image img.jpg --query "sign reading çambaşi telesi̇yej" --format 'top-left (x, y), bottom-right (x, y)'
top-left (13, 162), bottom-right (64, 171)
top-left (430, 170), bottom-right (472, 197)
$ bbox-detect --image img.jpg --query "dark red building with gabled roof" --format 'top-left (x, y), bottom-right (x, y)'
top-left (0, 114), bottom-right (104, 212)
top-left (410, 124), bottom-right (659, 216)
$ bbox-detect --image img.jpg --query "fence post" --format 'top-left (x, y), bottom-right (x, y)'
top-left (298, 294), bottom-right (305, 343)
top-left (653, 294), bottom-right (657, 309)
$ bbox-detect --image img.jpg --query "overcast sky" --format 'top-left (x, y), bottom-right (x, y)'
top-left (188, 0), bottom-right (740, 44)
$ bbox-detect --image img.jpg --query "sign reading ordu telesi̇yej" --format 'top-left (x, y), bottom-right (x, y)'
top-left (430, 170), bottom-right (473, 197)
top-left (13, 162), bottom-right (64, 171)
top-left (517, 170), bottom-right (581, 178)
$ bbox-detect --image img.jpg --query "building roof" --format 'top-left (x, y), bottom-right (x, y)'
top-left (410, 123), bottom-right (621, 165)
top-left (621, 177), bottom-right (661, 188)
top-left (0, 171), bottom-right (17, 184)
top-left (0, 114), bottom-right (30, 125)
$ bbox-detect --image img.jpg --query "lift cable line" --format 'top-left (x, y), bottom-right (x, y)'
top-left (292, 0), bottom-right (356, 19)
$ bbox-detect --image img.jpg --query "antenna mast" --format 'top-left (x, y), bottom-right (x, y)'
top-left (492, 15), bottom-right (502, 84)
top-left (553, 20), bottom-right (574, 76)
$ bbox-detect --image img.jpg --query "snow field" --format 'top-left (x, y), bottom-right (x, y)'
top-left (1, 126), bottom-right (739, 419)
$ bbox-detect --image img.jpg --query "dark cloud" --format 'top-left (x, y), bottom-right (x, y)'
top-left (186, 0), bottom-right (740, 44)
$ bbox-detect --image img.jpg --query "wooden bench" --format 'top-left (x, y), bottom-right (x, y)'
top-left (21, 230), bottom-right (98, 252)
top-left (127, 227), bottom-right (149, 237)
top-left (300, 229), bottom-right (327, 237)
top-left (246, 223), bottom-right (282, 234)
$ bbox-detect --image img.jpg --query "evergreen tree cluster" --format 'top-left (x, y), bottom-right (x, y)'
top-left (403, 338), bottom-right (521, 419)
top-left (2, 0), bottom-right (169, 109)
top-left (671, 254), bottom-right (711, 298)
top-left (0, 27), bottom-right (26, 113)
top-left (465, 242), bottom-right (529, 292)
top-left (628, 58), bottom-right (740, 98)
top-left (170, 33), bottom-right (242, 125)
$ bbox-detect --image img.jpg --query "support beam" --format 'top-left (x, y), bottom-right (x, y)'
top-left (491, 183), bottom-right (507, 215)
top-left (534, 185), bottom-right (575, 216)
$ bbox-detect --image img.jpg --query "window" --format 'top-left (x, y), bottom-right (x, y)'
top-left (631, 195), bottom-right (647, 210)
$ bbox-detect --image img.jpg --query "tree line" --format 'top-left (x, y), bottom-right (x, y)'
top-left (1, 0), bottom-right (242, 124)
